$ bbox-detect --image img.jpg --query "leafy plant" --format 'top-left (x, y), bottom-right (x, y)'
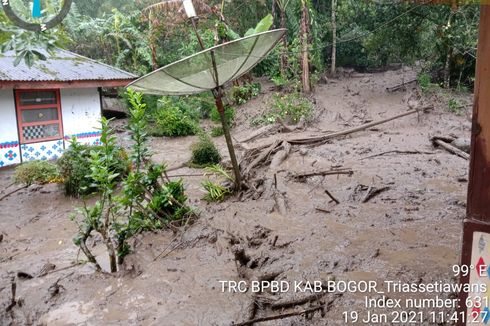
top-left (190, 133), bottom-right (221, 167)
top-left (201, 180), bottom-right (231, 202)
top-left (71, 90), bottom-right (194, 271)
top-left (253, 92), bottom-right (314, 126)
top-left (210, 126), bottom-right (224, 137)
top-left (70, 117), bottom-right (122, 273)
top-left (231, 83), bottom-right (261, 105)
top-left (204, 164), bottom-right (234, 183)
top-left (13, 160), bottom-right (60, 186)
top-left (244, 14), bottom-right (274, 37)
top-left (201, 164), bottom-right (234, 202)
top-left (273, 92), bottom-right (314, 124)
top-left (418, 72), bottom-right (433, 94)
top-left (150, 105), bottom-right (200, 137)
top-left (0, 0), bottom-right (67, 67)
top-left (448, 98), bottom-right (462, 115)
top-left (117, 90), bottom-right (193, 261)
top-left (57, 138), bottom-right (129, 197)
top-left (210, 105), bottom-right (235, 127)
top-left (183, 93), bottom-right (215, 119)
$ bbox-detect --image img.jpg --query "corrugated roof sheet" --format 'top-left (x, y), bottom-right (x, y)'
top-left (0, 48), bottom-right (137, 82)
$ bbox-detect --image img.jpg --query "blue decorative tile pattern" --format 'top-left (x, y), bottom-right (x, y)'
top-left (0, 140), bottom-right (21, 167)
top-left (1, 131), bottom-right (101, 168)
top-left (20, 140), bottom-right (64, 162)
top-left (4, 150), bottom-right (17, 161)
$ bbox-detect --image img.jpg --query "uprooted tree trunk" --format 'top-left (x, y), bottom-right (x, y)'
top-left (242, 106), bottom-right (432, 154)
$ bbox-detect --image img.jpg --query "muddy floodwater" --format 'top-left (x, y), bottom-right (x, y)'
top-left (0, 70), bottom-right (471, 325)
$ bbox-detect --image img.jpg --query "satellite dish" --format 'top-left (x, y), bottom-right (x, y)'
top-left (127, 29), bottom-right (286, 95)
top-left (127, 28), bottom-right (286, 190)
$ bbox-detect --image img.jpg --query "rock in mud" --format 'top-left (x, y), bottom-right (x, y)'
top-left (451, 137), bottom-right (470, 153)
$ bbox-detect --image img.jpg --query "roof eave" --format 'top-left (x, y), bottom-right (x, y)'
top-left (0, 79), bottom-right (136, 90)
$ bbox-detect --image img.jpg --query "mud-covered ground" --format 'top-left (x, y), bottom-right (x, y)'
top-left (0, 69), bottom-right (472, 325)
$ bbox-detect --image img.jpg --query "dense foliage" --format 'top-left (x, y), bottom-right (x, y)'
top-left (252, 92), bottom-right (314, 125)
top-left (14, 160), bottom-right (59, 186)
top-left (0, 0), bottom-right (480, 88)
top-left (190, 133), bottom-right (221, 167)
top-left (57, 138), bottom-right (129, 197)
top-left (71, 91), bottom-right (193, 272)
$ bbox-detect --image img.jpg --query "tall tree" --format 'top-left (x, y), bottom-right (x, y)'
top-left (275, 0), bottom-right (290, 77)
top-left (331, 0), bottom-right (337, 76)
top-left (300, 0), bottom-right (311, 93)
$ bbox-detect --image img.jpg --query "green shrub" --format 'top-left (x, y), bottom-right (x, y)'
top-left (231, 83), bottom-right (261, 105)
top-left (151, 106), bottom-right (200, 137)
top-left (148, 179), bottom-right (191, 221)
top-left (14, 160), bottom-right (59, 186)
top-left (184, 93), bottom-right (215, 119)
top-left (201, 180), bottom-right (230, 202)
top-left (274, 93), bottom-right (313, 124)
top-left (57, 138), bottom-right (129, 197)
top-left (418, 72), bottom-right (432, 93)
top-left (190, 134), bottom-right (221, 167)
top-left (267, 92), bottom-right (314, 125)
top-left (251, 93), bottom-right (313, 126)
top-left (210, 126), bottom-right (224, 137)
top-left (210, 105), bottom-right (235, 126)
top-left (448, 98), bottom-right (462, 115)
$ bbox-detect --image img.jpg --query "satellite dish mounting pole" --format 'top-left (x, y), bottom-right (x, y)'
top-left (213, 87), bottom-right (242, 189)
top-left (189, 14), bottom-right (243, 189)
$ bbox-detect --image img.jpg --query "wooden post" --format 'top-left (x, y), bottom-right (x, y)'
top-left (458, 4), bottom-right (490, 325)
top-left (467, 6), bottom-right (490, 220)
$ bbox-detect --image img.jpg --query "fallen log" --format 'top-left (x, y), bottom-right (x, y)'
top-left (361, 150), bottom-right (435, 160)
top-left (386, 78), bottom-right (417, 92)
top-left (239, 124), bottom-right (280, 143)
top-left (0, 185), bottom-right (28, 202)
top-left (291, 169), bottom-right (354, 181)
top-left (243, 140), bottom-right (281, 175)
top-left (288, 107), bottom-right (432, 146)
top-left (432, 137), bottom-right (469, 160)
top-left (248, 107), bottom-right (432, 151)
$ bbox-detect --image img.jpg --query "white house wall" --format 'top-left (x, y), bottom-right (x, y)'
top-left (61, 88), bottom-right (102, 146)
top-left (0, 88), bottom-right (103, 168)
top-left (0, 90), bottom-right (21, 167)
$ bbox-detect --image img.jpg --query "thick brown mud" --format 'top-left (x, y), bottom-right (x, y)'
top-left (0, 69), bottom-right (471, 325)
